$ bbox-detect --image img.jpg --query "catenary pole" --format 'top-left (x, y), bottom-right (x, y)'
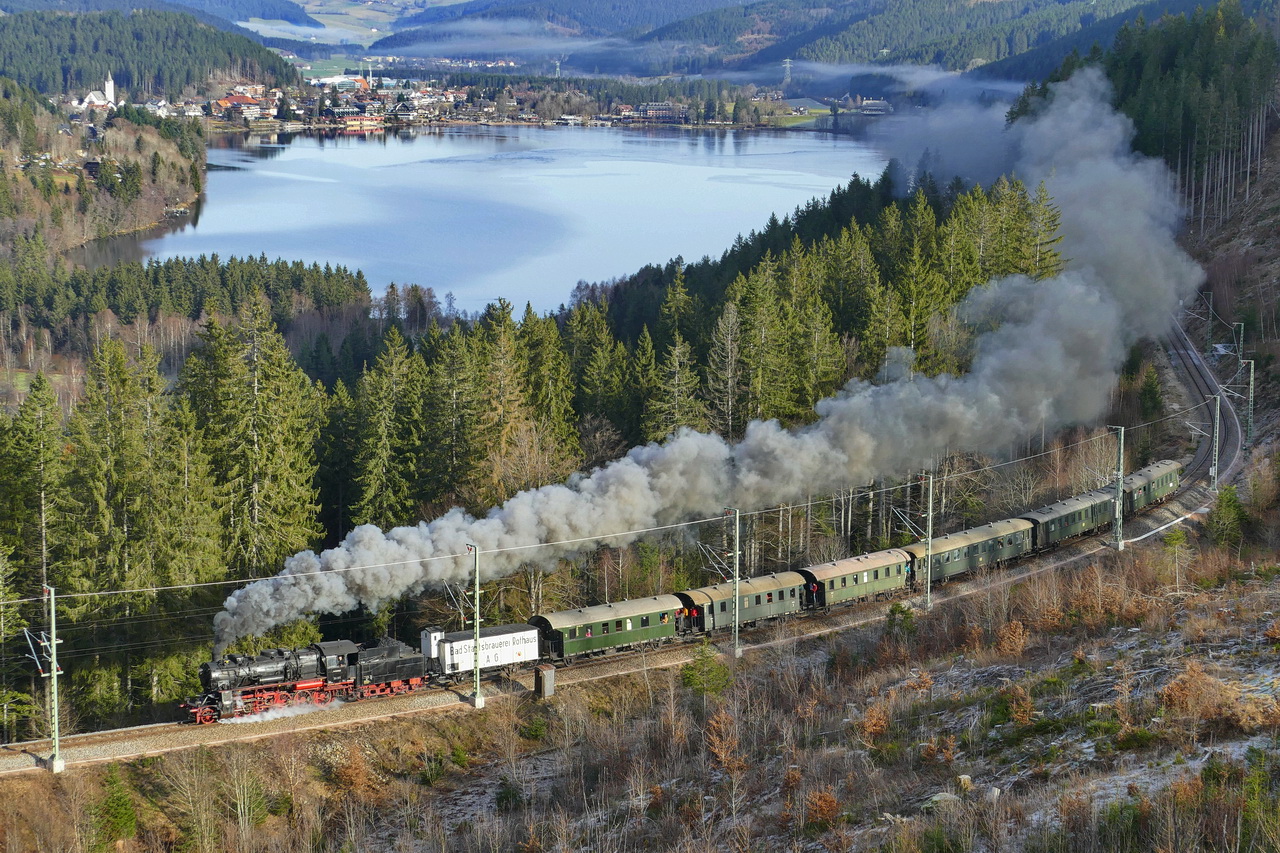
top-left (924, 472), bottom-right (933, 611)
top-left (1211, 395), bottom-right (1221, 494)
top-left (466, 544), bottom-right (483, 709)
top-left (46, 585), bottom-right (63, 773)
top-left (1109, 425), bottom-right (1124, 551)
top-left (725, 507), bottom-right (741, 659)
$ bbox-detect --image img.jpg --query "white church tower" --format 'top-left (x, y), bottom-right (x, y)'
top-left (104, 72), bottom-right (115, 106)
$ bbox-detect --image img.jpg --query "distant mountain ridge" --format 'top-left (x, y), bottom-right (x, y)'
top-left (2, 0), bottom-right (322, 26)
top-left (371, 0), bottom-right (1175, 78)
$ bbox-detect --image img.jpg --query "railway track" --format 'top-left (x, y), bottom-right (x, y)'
top-left (0, 319), bottom-right (1246, 778)
top-left (1164, 317), bottom-right (1244, 490)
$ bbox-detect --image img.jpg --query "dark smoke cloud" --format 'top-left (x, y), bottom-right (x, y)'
top-left (212, 68), bottom-right (1202, 647)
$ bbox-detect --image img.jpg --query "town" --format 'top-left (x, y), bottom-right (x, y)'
top-left (65, 70), bottom-right (893, 135)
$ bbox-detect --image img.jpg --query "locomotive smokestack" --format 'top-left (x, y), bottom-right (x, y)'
top-left (212, 68), bottom-right (1203, 647)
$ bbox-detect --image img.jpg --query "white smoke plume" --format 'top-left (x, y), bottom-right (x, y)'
top-left (212, 68), bottom-right (1203, 648)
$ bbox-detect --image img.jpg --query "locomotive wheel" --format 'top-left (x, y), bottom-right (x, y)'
top-left (194, 706), bottom-right (219, 725)
top-left (296, 690), bottom-right (314, 705)
top-left (314, 692), bottom-right (333, 705)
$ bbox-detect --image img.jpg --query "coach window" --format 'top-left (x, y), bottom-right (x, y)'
top-left (874, 570), bottom-right (879, 580)
top-left (640, 616), bottom-right (650, 628)
top-left (766, 592), bottom-right (773, 603)
top-left (720, 601), bottom-right (727, 613)
top-left (790, 588), bottom-right (796, 598)
top-left (754, 595), bottom-right (761, 606)
top-left (602, 623), bottom-right (609, 635)
top-left (841, 577), bottom-right (847, 588)
top-left (568, 627), bottom-right (577, 639)
top-left (829, 580), bottom-right (835, 590)
top-left (616, 620), bottom-right (624, 632)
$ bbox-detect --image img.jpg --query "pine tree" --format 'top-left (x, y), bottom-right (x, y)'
top-left (0, 549), bottom-right (33, 742)
top-left (582, 338), bottom-right (628, 426)
top-left (657, 263), bottom-right (694, 352)
top-left (856, 278), bottom-right (906, 379)
top-left (819, 225), bottom-right (880, 335)
top-left (644, 332), bottom-right (708, 441)
top-left (896, 240), bottom-right (949, 364)
top-left (704, 302), bottom-right (745, 440)
top-left (178, 300), bottom-right (322, 579)
top-left (56, 341), bottom-right (165, 718)
top-left (733, 269), bottom-right (792, 422)
top-left (564, 298), bottom-right (613, 410)
top-left (0, 373), bottom-right (64, 594)
top-left (1025, 182), bottom-right (1065, 280)
top-left (448, 303), bottom-right (577, 508)
top-left (317, 379), bottom-right (358, 542)
top-left (352, 327), bottom-right (427, 529)
top-left (422, 326), bottom-right (482, 506)
top-left (788, 285), bottom-right (844, 412)
top-left (518, 306), bottom-right (580, 457)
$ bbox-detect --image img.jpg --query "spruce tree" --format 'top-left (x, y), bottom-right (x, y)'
top-left (422, 326), bottom-right (482, 506)
top-left (518, 306), bottom-right (580, 456)
top-left (644, 332), bottom-right (708, 441)
top-left (0, 373), bottom-right (64, 594)
top-left (317, 379), bottom-right (359, 542)
top-left (352, 328), bottom-right (427, 529)
top-left (704, 302), bottom-right (745, 440)
top-left (733, 269), bottom-right (792, 422)
top-left (179, 300), bottom-right (322, 579)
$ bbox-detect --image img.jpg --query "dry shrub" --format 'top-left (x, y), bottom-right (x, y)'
top-left (960, 623), bottom-right (984, 652)
top-left (906, 671), bottom-right (934, 694)
top-left (804, 787), bottom-right (841, 831)
top-left (1170, 773), bottom-right (1204, 807)
top-left (331, 746), bottom-right (375, 796)
top-left (919, 734), bottom-right (957, 765)
top-left (1070, 565), bottom-right (1124, 627)
top-left (1158, 660), bottom-right (1252, 735)
top-left (705, 709), bottom-right (747, 776)
top-left (1113, 660), bottom-right (1135, 728)
top-left (1159, 665), bottom-right (1280, 733)
top-left (1002, 684), bottom-right (1035, 727)
top-left (858, 701), bottom-right (891, 745)
top-left (1262, 619), bottom-right (1280, 642)
top-left (782, 765), bottom-right (802, 794)
top-left (1230, 695), bottom-right (1280, 731)
top-left (1030, 605), bottom-right (1065, 633)
top-left (1058, 792), bottom-right (1093, 839)
top-left (995, 620), bottom-right (1029, 656)
top-left (1189, 547), bottom-right (1238, 587)
top-left (1181, 612), bottom-right (1227, 644)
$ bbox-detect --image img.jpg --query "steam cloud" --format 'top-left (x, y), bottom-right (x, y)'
top-left (212, 68), bottom-right (1203, 648)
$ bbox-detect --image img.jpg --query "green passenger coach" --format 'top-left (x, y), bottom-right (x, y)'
top-left (675, 572), bottom-right (808, 632)
top-left (530, 595), bottom-right (683, 660)
top-left (904, 519), bottom-right (1034, 583)
top-left (1123, 460), bottom-right (1182, 513)
top-left (798, 549), bottom-right (911, 606)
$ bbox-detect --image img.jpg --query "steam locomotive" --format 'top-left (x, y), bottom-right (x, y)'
top-left (182, 459), bottom-right (1181, 724)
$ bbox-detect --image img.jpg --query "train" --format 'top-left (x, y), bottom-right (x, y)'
top-left (181, 459), bottom-right (1182, 724)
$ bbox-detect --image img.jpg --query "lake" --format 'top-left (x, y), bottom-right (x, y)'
top-left (84, 125), bottom-right (888, 313)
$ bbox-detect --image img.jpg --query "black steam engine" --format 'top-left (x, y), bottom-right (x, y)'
top-left (182, 637), bottom-right (426, 724)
